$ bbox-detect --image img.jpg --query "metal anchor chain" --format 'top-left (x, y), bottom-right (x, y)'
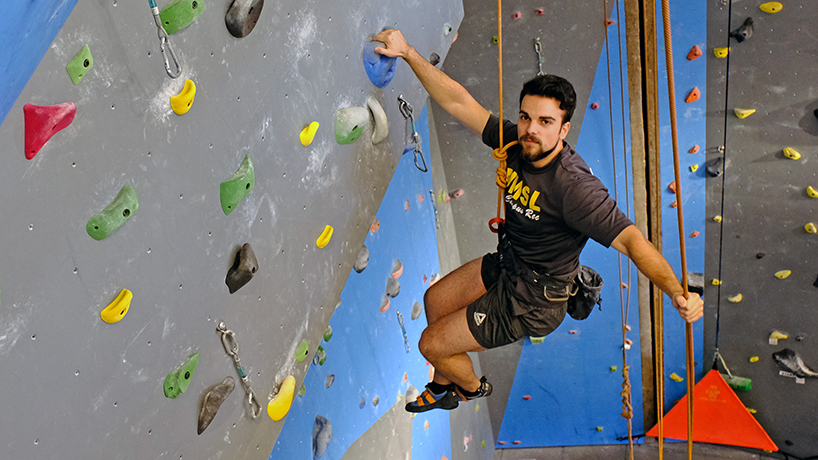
top-left (148, 0), bottom-right (182, 78)
top-left (534, 38), bottom-right (545, 76)
top-left (216, 321), bottom-right (262, 419)
top-left (397, 95), bottom-right (428, 172)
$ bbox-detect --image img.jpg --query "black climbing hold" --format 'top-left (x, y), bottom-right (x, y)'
top-left (813, 274), bottom-right (818, 289)
top-left (197, 376), bottom-right (236, 435)
top-left (756, 253), bottom-right (765, 259)
top-left (813, 108), bottom-right (818, 120)
top-left (312, 415), bottom-right (333, 459)
top-left (225, 0), bottom-right (263, 38)
top-left (226, 243), bottom-right (258, 294)
top-left (429, 52), bottom-right (440, 67)
top-left (730, 17), bottom-right (754, 43)
top-left (386, 277), bottom-right (400, 297)
top-left (785, 440), bottom-right (794, 447)
top-left (772, 348), bottom-right (818, 378)
top-left (687, 272), bottom-right (704, 295)
top-left (353, 245), bottom-right (369, 273)
top-left (705, 157), bottom-right (725, 177)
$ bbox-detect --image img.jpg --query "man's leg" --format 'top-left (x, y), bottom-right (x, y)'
top-left (417, 306), bottom-right (485, 391)
top-left (424, 257), bottom-right (487, 326)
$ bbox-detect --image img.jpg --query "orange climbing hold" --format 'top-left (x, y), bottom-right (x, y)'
top-left (605, 19), bottom-right (616, 27)
top-left (646, 370), bottom-right (778, 451)
top-left (667, 181), bottom-right (677, 193)
top-left (670, 200), bottom-right (678, 208)
top-left (690, 231), bottom-right (700, 238)
top-left (687, 45), bottom-right (702, 60)
top-left (688, 145), bottom-right (700, 154)
top-left (685, 87), bottom-right (701, 103)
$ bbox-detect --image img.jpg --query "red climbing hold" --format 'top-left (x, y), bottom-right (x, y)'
top-left (670, 200), bottom-right (678, 208)
top-left (523, 395), bottom-right (531, 400)
top-left (370, 218), bottom-right (380, 233)
top-left (24, 102), bottom-right (76, 160)
top-left (498, 441), bottom-right (506, 445)
top-left (534, 8), bottom-right (545, 15)
top-left (513, 441), bottom-right (521, 445)
top-left (667, 181), bottom-right (677, 194)
top-left (511, 11), bottom-right (522, 20)
top-left (688, 145), bottom-right (700, 154)
top-left (605, 19), bottom-right (616, 27)
top-left (687, 45), bottom-right (703, 60)
top-left (685, 87), bottom-right (701, 103)
top-left (591, 102), bottom-right (600, 110)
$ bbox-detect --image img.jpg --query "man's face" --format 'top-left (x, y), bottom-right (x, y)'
top-left (517, 95), bottom-right (571, 164)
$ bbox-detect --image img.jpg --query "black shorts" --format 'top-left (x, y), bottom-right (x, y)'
top-left (466, 253), bottom-right (567, 349)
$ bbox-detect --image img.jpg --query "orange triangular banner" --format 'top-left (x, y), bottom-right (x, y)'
top-left (646, 369), bottom-right (778, 451)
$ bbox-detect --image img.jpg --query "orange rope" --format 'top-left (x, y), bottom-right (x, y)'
top-left (491, 0), bottom-right (518, 228)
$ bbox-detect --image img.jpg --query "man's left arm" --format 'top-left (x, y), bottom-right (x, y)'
top-left (611, 225), bottom-right (704, 323)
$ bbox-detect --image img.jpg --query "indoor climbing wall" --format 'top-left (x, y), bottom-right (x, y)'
top-left (0, 1), bottom-right (465, 459)
top-left (705, 0), bottom-right (818, 456)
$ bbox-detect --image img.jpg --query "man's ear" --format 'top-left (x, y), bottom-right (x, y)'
top-left (560, 121), bottom-right (571, 140)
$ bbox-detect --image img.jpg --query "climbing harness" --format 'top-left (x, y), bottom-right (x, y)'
top-left (216, 321), bottom-right (262, 419)
top-left (534, 38), bottom-right (545, 76)
top-left (148, 0), bottom-right (182, 79)
top-left (397, 95), bottom-right (429, 172)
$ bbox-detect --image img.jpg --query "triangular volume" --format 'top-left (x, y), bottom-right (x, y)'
top-left (646, 370), bottom-right (777, 451)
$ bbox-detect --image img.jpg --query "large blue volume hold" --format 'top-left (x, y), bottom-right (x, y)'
top-left (362, 41), bottom-right (397, 88)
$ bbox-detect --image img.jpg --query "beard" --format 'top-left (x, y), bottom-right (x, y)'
top-left (519, 134), bottom-right (560, 163)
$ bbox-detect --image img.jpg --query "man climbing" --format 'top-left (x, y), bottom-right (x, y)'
top-left (374, 29), bottom-right (704, 413)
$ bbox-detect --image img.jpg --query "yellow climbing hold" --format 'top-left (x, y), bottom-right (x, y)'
top-left (170, 79), bottom-right (196, 115)
top-left (713, 47), bottom-right (730, 58)
top-left (775, 270), bottom-right (792, 279)
top-left (807, 186), bottom-right (818, 198)
top-left (749, 356), bottom-right (759, 363)
top-left (783, 147), bottom-right (801, 160)
top-left (734, 108), bottom-right (756, 119)
top-left (713, 215), bottom-right (723, 222)
top-left (759, 2), bottom-right (783, 13)
top-left (670, 373), bottom-right (684, 382)
top-left (610, 366), bottom-right (617, 372)
top-left (300, 121), bottom-right (319, 146)
top-left (690, 164), bottom-right (699, 172)
top-left (747, 408), bottom-right (758, 414)
top-left (596, 426), bottom-right (604, 432)
top-left (770, 330), bottom-right (788, 340)
top-left (267, 375), bottom-right (296, 421)
top-left (711, 279), bottom-right (723, 285)
top-left (806, 222), bottom-right (817, 234)
top-left (316, 225), bottom-right (334, 248)
top-left (728, 293), bottom-right (743, 303)
top-left (100, 288), bottom-right (133, 323)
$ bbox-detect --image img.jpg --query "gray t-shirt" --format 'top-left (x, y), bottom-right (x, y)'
top-left (483, 115), bottom-right (632, 276)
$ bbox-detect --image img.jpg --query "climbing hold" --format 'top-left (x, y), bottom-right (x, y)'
top-left (773, 348), bottom-right (818, 378)
top-left (728, 293), bottom-right (743, 303)
top-left (418, 194), bottom-right (424, 203)
top-left (370, 218), bottom-right (380, 233)
top-left (386, 277), bottom-right (400, 297)
top-left (300, 121), bottom-right (319, 146)
top-left (313, 345), bottom-right (326, 366)
top-left (404, 199), bottom-right (410, 212)
top-left (590, 102), bottom-right (599, 110)
top-left (690, 164), bottom-right (699, 172)
top-left (316, 225), bottom-right (333, 249)
top-left (670, 373), bottom-right (684, 382)
top-left (730, 18), bottom-right (754, 43)
top-left (775, 270), bottom-right (792, 279)
top-left (685, 87), bottom-right (701, 103)
top-left (334, 106), bottom-right (369, 145)
top-left (443, 23), bottom-right (453, 35)
top-left (159, 0), bottom-right (205, 34)
top-left (782, 147), bottom-right (801, 160)
top-left (372, 396), bottom-right (379, 406)
top-left (225, 0), bottom-right (263, 38)
top-left (424, 420), bottom-right (430, 430)
top-left (713, 47), bottom-right (730, 58)
top-left (295, 339), bottom-right (310, 362)
top-left (759, 2), bottom-right (782, 13)
top-left (605, 19), bottom-right (616, 27)
top-left (411, 301), bottom-right (423, 320)
top-left (806, 222), bottom-right (817, 234)
top-left (380, 295), bottom-right (390, 312)
top-left (66, 44), bottom-right (94, 85)
top-left (667, 181), bottom-right (677, 193)
top-left (669, 200), bottom-right (677, 208)
top-left (756, 253), bottom-right (765, 259)
top-left (430, 273), bottom-right (440, 286)
top-left (714, 215), bottom-right (723, 222)
top-left (363, 41), bottom-right (397, 89)
top-left (711, 279), bottom-right (723, 285)
top-left (170, 79), bottom-right (196, 115)
top-left (806, 186), bottom-right (818, 198)
top-left (429, 52), bottom-right (441, 66)
top-left (353, 245), bottom-right (369, 273)
top-left (312, 415), bottom-right (333, 459)
top-left (686, 45), bottom-right (702, 61)
top-left (522, 395), bottom-right (531, 400)
top-left (325, 374), bottom-right (335, 388)
top-left (747, 408), bottom-right (757, 414)
top-left (530, 336), bottom-right (545, 343)
top-left (491, 36), bottom-right (499, 45)
top-left (24, 102), bottom-right (77, 159)
top-left (197, 376), bottom-right (235, 435)
top-left (392, 259), bottom-right (403, 279)
top-left (690, 231), bottom-right (700, 238)
top-left (796, 334), bottom-right (806, 342)
top-left (511, 11), bottom-right (522, 20)
top-left (359, 397), bottom-right (366, 409)
top-left (220, 155), bottom-right (254, 215)
top-left (705, 157), bottom-right (725, 177)
top-left (734, 108), bottom-right (756, 119)
top-left (405, 385), bottom-right (418, 403)
top-left (770, 331), bottom-right (788, 340)
top-left (750, 356), bottom-right (759, 363)
top-left (535, 8), bottom-right (545, 15)
top-left (596, 427), bottom-right (604, 432)
top-left (366, 96), bottom-right (388, 144)
top-left (267, 375), bottom-right (295, 421)
top-left (689, 145), bottom-right (700, 154)
top-left (164, 352), bottom-right (200, 398)
top-left (298, 383), bottom-right (306, 397)
top-left (225, 243), bottom-right (258, 294)
top-left (449, 189), bottom-right (465, 199)
top-left (100, 288), bottom-right (133, 324)
top-left (323, 326), bottom-right (332, 342)
top-left (610, 366), bottom-right (617, 372)
top-left (87, 184), bottom-right (139, 241)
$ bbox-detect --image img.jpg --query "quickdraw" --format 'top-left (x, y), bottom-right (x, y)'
top-left (148, 0), bottom-right (182, 79)
top-left (397, 95), bottom-right (429, 172)
top-left (216, 321), bottom-right (262, 419)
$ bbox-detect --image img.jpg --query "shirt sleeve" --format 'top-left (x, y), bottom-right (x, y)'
top-left (482, 114), bottom-right (519, 150)
top-left (562, 174), bottom-right (633, 247)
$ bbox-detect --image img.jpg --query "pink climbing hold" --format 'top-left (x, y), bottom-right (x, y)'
top-left (498, 441), bottom-right (506, 445)
top-left (444, 195), bottom-right (451, 204)
top-left (591, 102), bottom-right (600, 110)
top-left (370, 218), bottom-right (380, 233)
top-left (402, 373), bottom-right (408, 383)
top-left (24, 102), bottom-right (76, 160)
top-left (688, 145), bottom-right (700, 154)
top-left (423, 274), bottom-right (428, 283)
top-left (511, 11), bottom-right (522, 20)
top-left (449, 189), bottom-right (465, 199)
top-left (534, 8), bottom-right (545, 15)
top-left (418, 193), bottom-right (424, 203)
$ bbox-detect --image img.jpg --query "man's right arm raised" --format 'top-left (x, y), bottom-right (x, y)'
top-left (374, 29), bottom-right (490, 137)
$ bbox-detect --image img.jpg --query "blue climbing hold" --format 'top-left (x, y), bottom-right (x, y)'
top-left (363, 41), bottom-right (397, 88)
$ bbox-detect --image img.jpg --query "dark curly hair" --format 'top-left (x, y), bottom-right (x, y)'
top-left (519, 74), bottom-right (577, 123)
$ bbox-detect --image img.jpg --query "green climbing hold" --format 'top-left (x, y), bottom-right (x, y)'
top-left (159, 0), bottom-right (205, 35)
top-left (323, 325), bottom-right (333, 342)
top-left (334, 107), bottom-right (369, 145)
top-left (314, 345), bottom-right (326, 365)
top-left (298, 383), bottom-right (306, 397)
top-left (86, 184), bottom-right (139, 241)
top-left (220, 155), bottom-right (254, 215)
top-left (164, 353), bottom-right (200, 398)
top-left (295, 339), bottom-right (309, 362)
top-left (66, 44), bottom-right (93, 85)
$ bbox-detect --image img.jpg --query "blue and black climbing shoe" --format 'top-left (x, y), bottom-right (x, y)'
top-left (405, 382), bottom-right (459, 413)
top-left (455, 376), bottom-right (493, 402)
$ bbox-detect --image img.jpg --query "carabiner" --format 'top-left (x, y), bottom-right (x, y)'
top-left (245, 388), bottom-right (262, 419)
top-left (149, 2), bottom-right (182, 79)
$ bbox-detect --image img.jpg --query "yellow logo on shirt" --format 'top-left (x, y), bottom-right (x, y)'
top-left (505, 167), bottom-right (541, 220)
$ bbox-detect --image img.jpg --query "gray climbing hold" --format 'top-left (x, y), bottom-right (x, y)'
top-left (429, 52), bottom-right (440, 66)
top-left (405, 385), bottom-right (418, 403)
top-left (325, 374), bottom-right (335, 388)
top-left (226, 243), bottom-right (258, 294)
top-left (386, 277), bottom-right (400, 297)
top-left (197, 376), bottom-right (235, 435)
top-left (688, 272), bottom-right (704, 295)
top-left (411, 301), bottom-right (423, 320)
top-left (359, 397), bottom-right (366, 409)
top-left (312, 415), bottom-right (333, 459)
top-left (705, 157), bottom-right (726, 177)
top-left (730, 17), bottom-right (754, 43)
top-left (353, 245), bottom-right (369, 273)
top-left (773, 348), bottom-right (818, 378)
top-left (366, 96), bottom-right (388, 145)
top-left (372, 395), bottom-right (379, 406)
top-left (391, 259), bottom-right (403, 279)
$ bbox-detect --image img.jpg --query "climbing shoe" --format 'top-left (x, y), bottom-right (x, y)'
top-left (454, 376), bottom-right (493, 402)
top-left (405, 383), bottom-right (459, 413)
